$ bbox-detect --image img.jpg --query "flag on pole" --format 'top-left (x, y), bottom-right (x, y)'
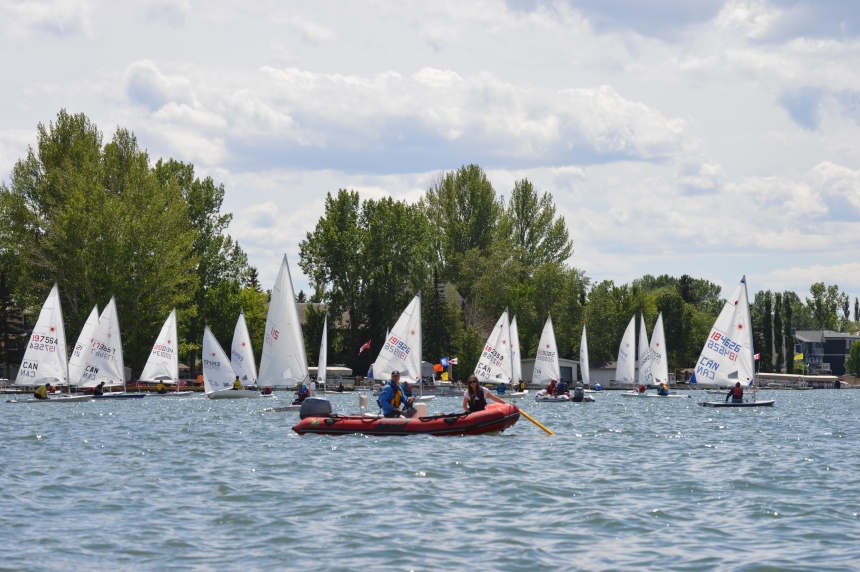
top-left (440, 357), bottom-right (449, 367)
top-left (358, 340), bottom-right (371, 355)
top-left (794, 353), bottom-right (804, 361)
top-left (433, 363), bottom-right (443, 373)
top-left (449, 358), bottom-right (458, 365)
top-left (441, 372), bottom-right (449, 381)
top-left (754, 353), bottom-right (760, 360)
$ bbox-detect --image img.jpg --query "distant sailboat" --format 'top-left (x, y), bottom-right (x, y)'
top-left (316, 316), bottom-right (327, 391)
top-left (257, 255), bottom-right (309, 390)
top-left (623, 312), bottom-right (690, 398)
top-left (81, 297), bottom-right (143, 398)
top-left (15, 284), bottom-right (68, 388)
top-left (614, 316), bottom-right (636, 388)
top-left (140, 309), bottom-right (191, 396)
top-left (533, 316), bottom-right (574, 403)
top-left (203, 326), bottom-right (260, 399)
top-left (372, 294), bottom-right (422, 383)
top-left (68, 305), bottom-right (98, 387)
top-left (507, 316), bottom-right (528, 398)
top-left (231, 310), bottom-right (258, 386)
top-left (474, 309), bottom-right (512, 385)
top-left (580, 323), bottom-right (591, 389)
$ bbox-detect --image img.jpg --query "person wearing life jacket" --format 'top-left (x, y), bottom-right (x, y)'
top-left (463, 375), bottom-right (506, 413)
top-left (726, 381), bottom-right (744, 403)
top-left (232, 376), bottom-right (242, 390)
top-left (546, 379), bottom-right (557, 395)
top-left (33, 383), bottom-right (50, 400)
top-left (556, 380), bottom-right (569, 396)
top-left (379, 371), bottom-right (414, 418)
top-left (657, 383), bottom-right (670, 396)
top-left (638, 384), bottom-right (646, 394)
top-left (572, 383), bottom-right (585, 402)
top-left (496, 382), bottom-right (507, 395)
top-left (156, 381), bottom-right (167, 394)
top-left (517, 379), bottom-right (526, 392)
top-left (93, 381), bottom-right (105, 396)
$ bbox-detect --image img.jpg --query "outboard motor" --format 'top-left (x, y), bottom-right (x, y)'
top-left (299, 397), bottom-right (333, 419)
top-left (573, 385), bottom-right (584, 402)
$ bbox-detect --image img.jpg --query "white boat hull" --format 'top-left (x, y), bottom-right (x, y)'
top-left (535, 390), bottom-right (594, 403)
top-left (621, 391), bottom-right (691, 399)
top-left (503, 391), bottom-right (528, 399)
top-left (207, 388), bottom-right (262, 400)
top-left (150, 391), bottom-right (195, 397)
top-left (699, 399), bottom-right (775, 408)
top-left (7, 395), bottom-right (93, 403)
top-left (92, 393), bottom-right (146, 399)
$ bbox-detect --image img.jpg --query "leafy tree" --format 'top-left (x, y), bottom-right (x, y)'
top-left (0, 111), bottom-right (198, 374)
top-left (774, 293), bottom-right (784, 372)
top-left (248, 267), bottom-right (261, 292)
top-left (855, 297), bottom-right (859, 322)
top-left (422, 267), bottom-right (459, 366)
top-left (420, 165), bottom-right (500, 289)
top-left (807, 282), bottom-right (840, 330)
top-left (498, 179), bottom-right (573, 271)
top-left (845, 340), bottom-right (860, 376)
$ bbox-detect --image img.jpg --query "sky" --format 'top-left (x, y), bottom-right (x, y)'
top-left (2, 0), bottom-right (859, 302)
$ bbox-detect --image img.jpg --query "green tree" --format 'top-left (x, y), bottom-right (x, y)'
top-left (420, 164), bottom-right (500, 289)
top-left (498, 178), bottom-right (573, 270)
top-left (774, 293), bottom-right (784, 372)
top-left (0, 111), bottom-right (199, 374)
top-left (807, 282), bottom-right (840, 330)
top-left (845, 341), bottom-right (860, 376)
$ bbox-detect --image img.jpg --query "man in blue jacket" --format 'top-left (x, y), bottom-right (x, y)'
top-left (379, 371), bottom-right (413, 418)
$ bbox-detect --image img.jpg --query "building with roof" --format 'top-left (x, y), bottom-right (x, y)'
top-left (794, 330), bottom-right (860, 376)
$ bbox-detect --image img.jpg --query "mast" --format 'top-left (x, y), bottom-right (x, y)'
top-left (743, 276), bottom-right (756, 401)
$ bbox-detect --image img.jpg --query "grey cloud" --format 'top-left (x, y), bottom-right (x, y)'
top-left (143, 0), bottom-right (191, 29)
top-left (125, 61), bottom-right (196, 111)
top-left (757, 0), bottom-right (860, 42)
top-left (779, 87), bottom-right (823, 130)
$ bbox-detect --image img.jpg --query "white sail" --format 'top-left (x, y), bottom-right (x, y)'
top-left (15, 283), bottom-right (68, 386)
top-left (649, 312), bottom-right (669, 384)
top-left (257, 255), bottom-right (309, 388)
top-left (373, 294), bottom-right (422, 383)
top-left (78, 296), bottom-right (125, 388)
top-left (474, 309), bottom-right (512, 383)
top-left (202, 326), bottom-right (237, 394)
top-left (532, 315), bottom-right (561, 385)
top-left (68, 305), bottom-right (99, 386)
top-left (231, 310), bottom-right (257, 385)
top-left (579, 323), bottom-right (590, 387)
top-left (139, 308), bottom-right (179, 382)
top-left (317, 316), bottom-right (328, 385)
top-left (510, 316), bottom-right (522, 384)
top-left (691, 277), bottom-right (755, 388)
top-left (615, 316), bottom-right (636, 384)
top-left (638, 313), bottom-right (653, 385)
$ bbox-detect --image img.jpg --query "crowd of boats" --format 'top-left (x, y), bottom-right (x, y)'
top-left (6, 260), bottom-right (773, 434)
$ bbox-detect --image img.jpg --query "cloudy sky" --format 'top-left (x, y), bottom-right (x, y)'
top-left (2, 0), bottom-right (859, 300)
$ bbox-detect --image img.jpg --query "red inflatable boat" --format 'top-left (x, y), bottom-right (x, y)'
top-left (292, 402), bottom-right (520, 436)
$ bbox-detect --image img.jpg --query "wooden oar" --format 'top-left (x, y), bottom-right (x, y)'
top-left (518, 409), bottom-right (554, 435)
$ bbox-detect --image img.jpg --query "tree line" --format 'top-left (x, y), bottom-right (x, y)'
top-left (2, 110), bottom-right (857, 381)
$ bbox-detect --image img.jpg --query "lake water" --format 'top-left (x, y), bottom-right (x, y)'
top-left (2, 389), bottom-right (859, 571)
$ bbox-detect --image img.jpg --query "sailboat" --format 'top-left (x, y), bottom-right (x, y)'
top-left (533, 316), bottom-right (585, 402)
top-left (231, 310), bottom-right (259, 388)
top-left (623, 313), bottom-right (690, 398)
top-left (8, 284), bottom-right (90, 403)
top-left (613, 316), bottom-right (637, 389)
top-left (507, 316), bottom-right (528, 398)
top-left (68, 305), bottom-right (98, 390)
top-left (373, 294), bottom-right (422, 383)
top-left (316, 316), bottom-right (327, 392)
top-left (696, 276), bottom-right (774, 407)
top-left (203, 325), bottom-right (259, 399)
top-left (140, 309), bottom-right (192, 396)
top-left (257, 255), bottom-right (309, 392)
top-left (79, 297), bottom-right (143, 399)
top-left (579, 323), bottom-right (594, 391)
top-left (474, 309), bottom-right (513, 386)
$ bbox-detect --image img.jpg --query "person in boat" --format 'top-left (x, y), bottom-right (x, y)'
top-left (232, 376), bottom-right (242, 390)
top-left (517, 379), bottom-right (526, 392)
top-left (572, 382), bottom-right (585, 402)
top-left (93, 381), bottom-right (105, 396)
top-left (379, 371), bottom-right (414, 418)
top-left (726, 381), bottom-right (744, 403)
top-left (463, 375), bottom-right (506, 413)
top-left (556, 379), bottom-right (569, 396)
top-left (496, 382), bottom-right (507, 395)
top-left (309, 379), bottom-right (316, 395)
top-left (33, 383), bottom-right (50, 400)
top-left (546, 379), bottom-right (558, 395)
top-left (336, 380), bottom-right (344, 393)
top-left (156, 381), bottom-right (167, 394)
top-left (657, 383), bottom-right (670, 396)
top-left (638, 384), bottom-right (646, 394)
top-left (261, 386), bottom-right (273, 395)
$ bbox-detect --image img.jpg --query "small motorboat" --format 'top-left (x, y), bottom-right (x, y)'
top-left (699, 399), bottom-right (775, 408)
top-left (292, 399), bottom-right (520, 436)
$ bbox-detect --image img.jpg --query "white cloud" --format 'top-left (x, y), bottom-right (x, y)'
top-left (1, 0), bottom-right (91, 38)
top-left (142, 0), bottom-right (190, 29)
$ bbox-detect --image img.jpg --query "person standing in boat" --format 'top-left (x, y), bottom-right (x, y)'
top-left (94, 381), bottom-right (105, 396)
top-left (726, 382), bottom-right (744, 403)
top-left (463, 375), bottom-right (506, 413)
top-left (379, 371), bottom-right (413, 418)
top-left (33, 383), bottom-right (50, 400)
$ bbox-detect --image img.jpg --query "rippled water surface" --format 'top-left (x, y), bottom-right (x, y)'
top-left (2, 389), bottom-right (859, 571)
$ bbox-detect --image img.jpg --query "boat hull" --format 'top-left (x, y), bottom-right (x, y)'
top-left (92, 393), bottom-right (146, 399)
top-left (207, 388), bottom-right (262, 399)
top-left (534, 390), bottom-right (593, 403)
top-left (699, 400), bottom-right (775, 408)
top-left (6, 395), bottom-right (93, 403)
top-left (621, 392), bottom-right (691, 399)
top-left (292, 403), bottom-right (520, 436)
